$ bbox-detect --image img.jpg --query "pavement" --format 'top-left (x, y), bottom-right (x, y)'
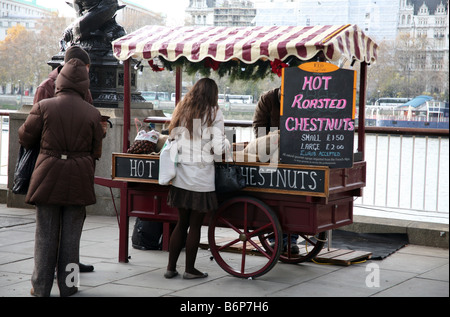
top-left (0, 203), bottom-right (448, 300)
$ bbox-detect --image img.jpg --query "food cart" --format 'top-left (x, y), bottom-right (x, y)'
top-left (97, 24), bottom-right (378, 278)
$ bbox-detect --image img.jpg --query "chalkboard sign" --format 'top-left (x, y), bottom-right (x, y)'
top-left (233, 162), bottom-right (329, 197)
top-left (112, 153), bottom-right (329, 197)
top-left (113, 153), bottom-right (160, 183)
top-left (279, 62), bottom-right (356, 168)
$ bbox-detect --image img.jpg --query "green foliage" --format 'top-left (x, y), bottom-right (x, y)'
top-left (158, 56), bottom-right (302, 82)
top-left (0, 13), bottom-right (69, 91)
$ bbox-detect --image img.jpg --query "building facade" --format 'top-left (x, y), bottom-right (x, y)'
top-left (186, 0), bottom-right (215, 26)
top-left (0, 0), bottom-right (51, 41)
top-left (252, 0), bottom-right (448, 45)
top-left (253, 0), bottom-right (400, 42)
top-left (186, 0), bottom-right (256, 26)
top-left (214, 0), bottom-right (256, 26)
top-left (117, 0), bottom-right (165, 30)
top-left (0, 0), bottom-right (165, 42)
top-left (252, 0), bottom-right (448, 96)
top-left (397, 0), bottom-right (449, 71)
top-left (251, 1), bottom-right (298, 26)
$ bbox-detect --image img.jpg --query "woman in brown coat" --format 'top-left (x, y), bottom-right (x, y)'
top-left (19, 57), bottom-right (104, 297)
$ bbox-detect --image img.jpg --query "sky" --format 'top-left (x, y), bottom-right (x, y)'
top-left (36, 0), bottom-right (190, 25)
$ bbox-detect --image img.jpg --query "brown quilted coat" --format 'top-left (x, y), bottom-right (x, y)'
top-left (18, 58), bottom-right (103, 206)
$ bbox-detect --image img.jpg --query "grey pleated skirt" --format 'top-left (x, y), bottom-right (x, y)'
top-left (167, 186), bottom-right (218, 212)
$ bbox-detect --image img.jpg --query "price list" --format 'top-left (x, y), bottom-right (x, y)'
top-left (279, 62), bottom-right (356, 168)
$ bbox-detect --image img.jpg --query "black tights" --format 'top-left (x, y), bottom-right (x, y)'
top-left (167, 208), bottom-right (206, 275)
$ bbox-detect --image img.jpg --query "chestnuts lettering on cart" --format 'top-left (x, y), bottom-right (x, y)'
top-left (240, 165), bottom-right (326, 194)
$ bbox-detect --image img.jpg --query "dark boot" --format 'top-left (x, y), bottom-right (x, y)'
top-left (79, 263), bottom-right (94, 273)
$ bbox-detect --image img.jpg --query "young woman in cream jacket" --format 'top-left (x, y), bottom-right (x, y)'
top-left (165, 78), bottom-right (230, 279)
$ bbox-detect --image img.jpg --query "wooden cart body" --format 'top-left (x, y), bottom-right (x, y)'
top-left (103, 152), bottom-right (365, 277)
top-left (121, 163), bottom-right (365, 236)
top-left (98, 24), bottom-right (378, 277)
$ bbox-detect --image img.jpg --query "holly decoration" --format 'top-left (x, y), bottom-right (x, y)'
top-left (148, 60), bottom-right (164, 72)
top-left (150, 56), bottom-right (302, 82)
top-left (270, 59), bottom-right (289, 77)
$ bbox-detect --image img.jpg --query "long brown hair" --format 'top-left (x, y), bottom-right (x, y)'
top-left (169, 78), bottom-right (219, 137)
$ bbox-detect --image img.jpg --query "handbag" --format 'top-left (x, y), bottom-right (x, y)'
top-left (158, 138), bottom-right (178, 185)
top-left (215, 162), bottom-right (246, 193)
top-left (12, 145), bottom-right (39, 195)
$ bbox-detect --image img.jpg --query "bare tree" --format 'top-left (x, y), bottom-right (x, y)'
top-left (367, 33), bottom-right (449, 103)
top-left (0, 13), bottom-right (70, 94)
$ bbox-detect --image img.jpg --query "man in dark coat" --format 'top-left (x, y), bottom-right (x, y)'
top-left (19, 57), bottom-right (103, 297)
top-left (34, 46), bottom-right (93, 104)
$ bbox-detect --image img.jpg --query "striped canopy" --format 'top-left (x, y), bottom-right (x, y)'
top-left (112, 24), bottom-right (378, 65)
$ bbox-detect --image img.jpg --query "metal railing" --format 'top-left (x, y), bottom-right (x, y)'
top-left (0, 111), bottom-right (11, 185)
top-left (2, 113), bottom-right (448, 219)
top-left (355, 127), bottom-right (448, 214)
top-left (221, 122), bottom-right (449, 216)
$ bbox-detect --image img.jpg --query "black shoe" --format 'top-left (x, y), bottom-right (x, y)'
top-left (290, 244), bottom-right (299, 255)
top-left (79, 263), bottom-right (94, 273)
top-left (164, 270), bottom-right (179, 279)
top-left (183, 272), bottom-right (208, 279)
top-left (270, 242), bottom-right (299, 254)
top-left (269, 241), bottom-right (287, 252)
top-left (60, 287), bottom-right (78, 297)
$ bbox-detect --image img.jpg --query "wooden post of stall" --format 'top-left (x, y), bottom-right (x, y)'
top-left (357, 62), bottom-right (368, 160)
top-left (123, 59), bottom-right (131, 153)
top-left (175, 66), bottom-right (182, 105)
top-left (119, 58), bottom-right (131, 263)
top-left (160, 66), bottom-right (183, 251)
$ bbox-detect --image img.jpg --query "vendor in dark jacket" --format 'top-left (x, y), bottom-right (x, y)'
top-left (19, 56), bottom-right (104, 297)
top-left (252, 86), bottom-right (299, 255)
top-left (252, 87), bottom-right (281, 138)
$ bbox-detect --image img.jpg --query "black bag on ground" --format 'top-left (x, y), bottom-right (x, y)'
top-left (131, 218), bottom-right (163, 250)
top-left (12, 145), bottom-right (39, 195)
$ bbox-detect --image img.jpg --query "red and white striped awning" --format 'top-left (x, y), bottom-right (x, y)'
top-left (112, 24), bottom-right (378, 65)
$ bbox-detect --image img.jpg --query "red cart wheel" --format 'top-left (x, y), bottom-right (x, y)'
top-left (259, 231), bottom-right (327, 264)
top-left (208, 196), bottom-right (282, 278)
